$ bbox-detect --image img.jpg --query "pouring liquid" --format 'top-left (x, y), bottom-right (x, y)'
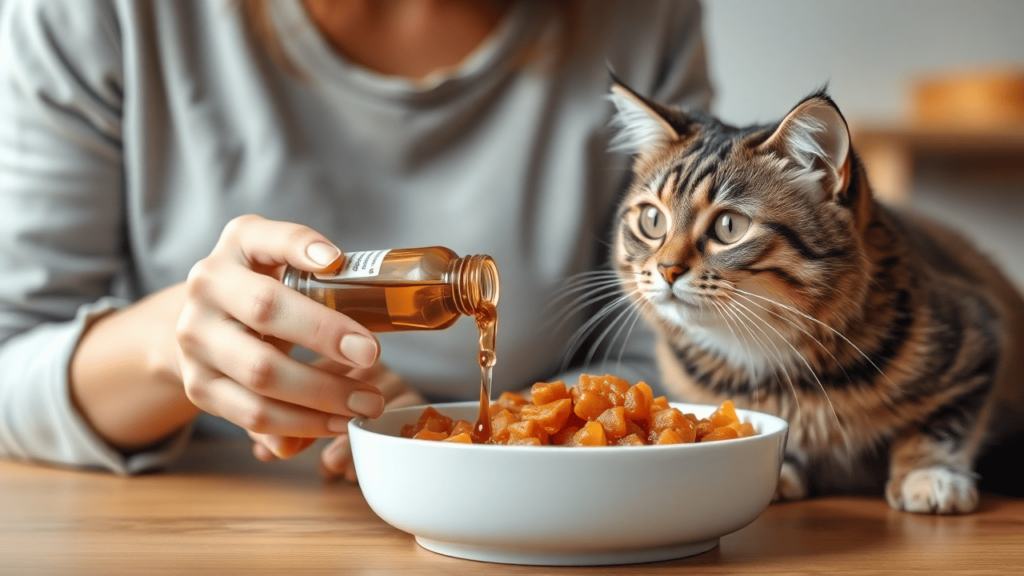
top-left (473, 302), bottom-right (497, 443)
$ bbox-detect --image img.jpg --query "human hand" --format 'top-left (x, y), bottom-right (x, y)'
top-left (247, 360), bottom-right (425, 482)
top-left (176, 215), bottom-right (386, 444)
top-left (320, 361), bottom-right (425, 482)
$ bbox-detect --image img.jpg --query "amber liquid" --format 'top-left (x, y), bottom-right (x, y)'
top-left (473, 302), bottom-right (497, 443)
top-left (291, 247), bottom-right (498, 441)
top-left (307, 248), bottom-right (463, 331)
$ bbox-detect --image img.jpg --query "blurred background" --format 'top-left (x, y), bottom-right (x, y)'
top-left (702, 0), bottom-right (1024, 287)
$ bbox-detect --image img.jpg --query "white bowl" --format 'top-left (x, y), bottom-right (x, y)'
top-left (349, 401), bottom-right (788, 566)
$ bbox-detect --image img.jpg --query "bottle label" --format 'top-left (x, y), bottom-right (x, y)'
top-left (314, 249), bottom-right (391, 281)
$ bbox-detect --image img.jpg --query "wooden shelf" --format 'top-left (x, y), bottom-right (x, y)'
top-left (851, 123), bottom-right (1024, 204)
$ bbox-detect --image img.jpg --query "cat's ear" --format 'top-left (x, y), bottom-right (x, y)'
top-left (761, 90), bottom-right (851, 200)
top-left (607, 76), bottom-right (690, 155)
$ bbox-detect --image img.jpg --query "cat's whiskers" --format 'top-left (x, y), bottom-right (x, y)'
top-left (728, 296), bottom-right (851, 455)
top-left (560, 286), bottom-right (642, 373)
top-left (731, 291), bottom-right (855, 389)
top-left (541, 278), bottom-right (632, 333)
top-left (584, 286), bottom-right (645, 369)
top-left (614, 297), bottom-right (651, 372)
top-left (724, 300), bottom-right (803, 424)
top-left (731, 285), bottom-right (899, 392)
top-left (601, 293), bottom-right (646, 367)
top-left (707, 296), bottom-right (761, 406)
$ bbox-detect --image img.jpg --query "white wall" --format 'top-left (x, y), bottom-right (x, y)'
top-left (702, 0), bottom-right (1024, 288)
top-left (703, 0), bottom-right (1024, 125)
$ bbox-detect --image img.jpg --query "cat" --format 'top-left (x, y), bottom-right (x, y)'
top-left (605, 76), bottom-right (1024, 514)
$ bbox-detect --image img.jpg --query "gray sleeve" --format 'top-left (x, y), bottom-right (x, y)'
top-left (650, 0), bottom-right (714, 113)
top-left (0, 0), bottom-right (190, 473)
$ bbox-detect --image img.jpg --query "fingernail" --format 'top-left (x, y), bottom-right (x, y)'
top-left (323, 440), bottom-right (350, 472)
top-left (340, 334), bottom-right (378, 367)
top-left (306, 242), bottom-right (341, 268)
top-left (348, 390), bottom-right (385, 418)
top-left (262, 435), bottom-right (286, 458)
top-left (327, 416), bottom-right (350, 433)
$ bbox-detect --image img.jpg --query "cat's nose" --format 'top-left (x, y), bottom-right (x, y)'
top-left (657, 264), bottom-right (689, 285)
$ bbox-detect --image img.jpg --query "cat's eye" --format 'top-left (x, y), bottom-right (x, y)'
top-left (713, 212), bottom-right (750, 244)
top-left (638, 204), bottom-right (667, 240)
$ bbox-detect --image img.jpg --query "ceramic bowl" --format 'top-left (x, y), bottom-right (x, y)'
top-left (349, 401), bottom-right (788, 566)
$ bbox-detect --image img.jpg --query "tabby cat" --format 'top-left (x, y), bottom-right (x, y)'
top-left (606, 77), bottom-right (1024, 514)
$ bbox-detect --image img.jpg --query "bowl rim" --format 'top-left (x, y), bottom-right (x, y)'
top-left (350, 400), bottom-right (788, 451)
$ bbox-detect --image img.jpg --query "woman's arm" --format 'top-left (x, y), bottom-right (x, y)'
top-left (68, 284), bottom-right (198, 452)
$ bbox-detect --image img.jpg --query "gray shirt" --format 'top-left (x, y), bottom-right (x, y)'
top-left (0, 0), bottom-right (711, 473)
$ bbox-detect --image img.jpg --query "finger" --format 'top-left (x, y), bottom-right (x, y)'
top-left (253, 442), bottom-right (278, 462)
top-left (194, 263), bottom-right (379, 368)
top-left (186, 321), bottom-right (384, 418)
top-left (321, 435), bottom-right (351, 475)
top-left (185, 374), bottom-right (351, 437)
top-left (216, 215), bottom-right (344, 273)
top-left (338, 362), bottom-right (413, 403)
top-left (248, 432), bottom-right (316, 460)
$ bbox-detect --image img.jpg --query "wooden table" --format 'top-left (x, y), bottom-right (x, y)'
top-left (2, 440), bottom-right (1022, 575)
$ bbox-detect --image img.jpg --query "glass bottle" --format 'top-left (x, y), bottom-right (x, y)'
top-left (281, 246), bottom-right (499, 333)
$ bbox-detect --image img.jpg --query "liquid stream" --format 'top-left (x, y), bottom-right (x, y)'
top-left (472, 302), bottom-right (497, 443)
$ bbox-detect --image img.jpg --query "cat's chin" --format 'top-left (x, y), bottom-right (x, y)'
top-left (649, 294), bottom-right (721, 331)
top-left (649, 294), bottom-right (779, 375)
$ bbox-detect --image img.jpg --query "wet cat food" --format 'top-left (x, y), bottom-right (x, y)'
top-left (400, 374), bottom-right (758, 446)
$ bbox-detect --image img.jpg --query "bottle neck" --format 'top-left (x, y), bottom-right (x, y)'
top-left (446, 255), bottom-right (499, 317)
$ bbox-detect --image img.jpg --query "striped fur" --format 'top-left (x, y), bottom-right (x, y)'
top-left (608, 80), bottom-right (1024, 514)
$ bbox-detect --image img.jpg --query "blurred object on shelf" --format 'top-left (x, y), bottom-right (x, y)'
top-left (851, 68), bottom-right (1024, 206)
top-left (914, 69), bottom-right (1024, 129)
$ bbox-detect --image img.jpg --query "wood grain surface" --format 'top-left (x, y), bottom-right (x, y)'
top-left (1, 439), bottom-right (1021, 575)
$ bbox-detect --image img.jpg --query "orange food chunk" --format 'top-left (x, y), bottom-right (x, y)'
top-left (589, 374), bottom-right (630, 407)
top-left (490, 409), bottom-right (518, 444)
top-left (520, 398), bottom-right (572, 435)
top-left (412, 429), bottom-right (448, 441)
top-left (576, 374), bottom-right (604, 391)
top-left (695, 418), bottom-right (714, 441)
top-left (495, 391), bottom-right (528, 415)
top-left (675, 422), bottom-right (697, 443)
top-left (648, 408), bottom-right (689, 434)
top-left (417, 406), bottom-right (453, 434)
top-left (531, 381), bottom-right (570, 405)
top-left (574, 390), bottom-right (613, 421)
top-left (449, 420), bottom-right (474, 438)
top-left (552, 425), bottom-right (581, 446)
top-left (596, 407), bottom-right (629, 441)
top-left (703, 427), bottom-right (740, 442)
top-left (652, 396), bottom-right (670, 411)
top-left (569, 421), bottom-right (607, 447)
top-left (623, 382), bottom-right (654, 421)
top-left (444, 432), bottom-right (473, 443)
top-left (404, 383), bottom-right (757, 447)
top-left (627, 420), bottom-right (646, 441)
top-left (709, 399), bottom-right (739, 429)
top-left (617, 434), bottom-right (645, 446)
top-left (655, 429), bottom-right (683, 444)
top-left (508, 437), bottom-right (542, 446)
top-left (508, 420), bottom-right (548, 444)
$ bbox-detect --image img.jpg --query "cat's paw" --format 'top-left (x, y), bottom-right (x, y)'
top-left (886, 466), bottom-right (979, 514)
top-left (773, 461), bottom-right (808, 502)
